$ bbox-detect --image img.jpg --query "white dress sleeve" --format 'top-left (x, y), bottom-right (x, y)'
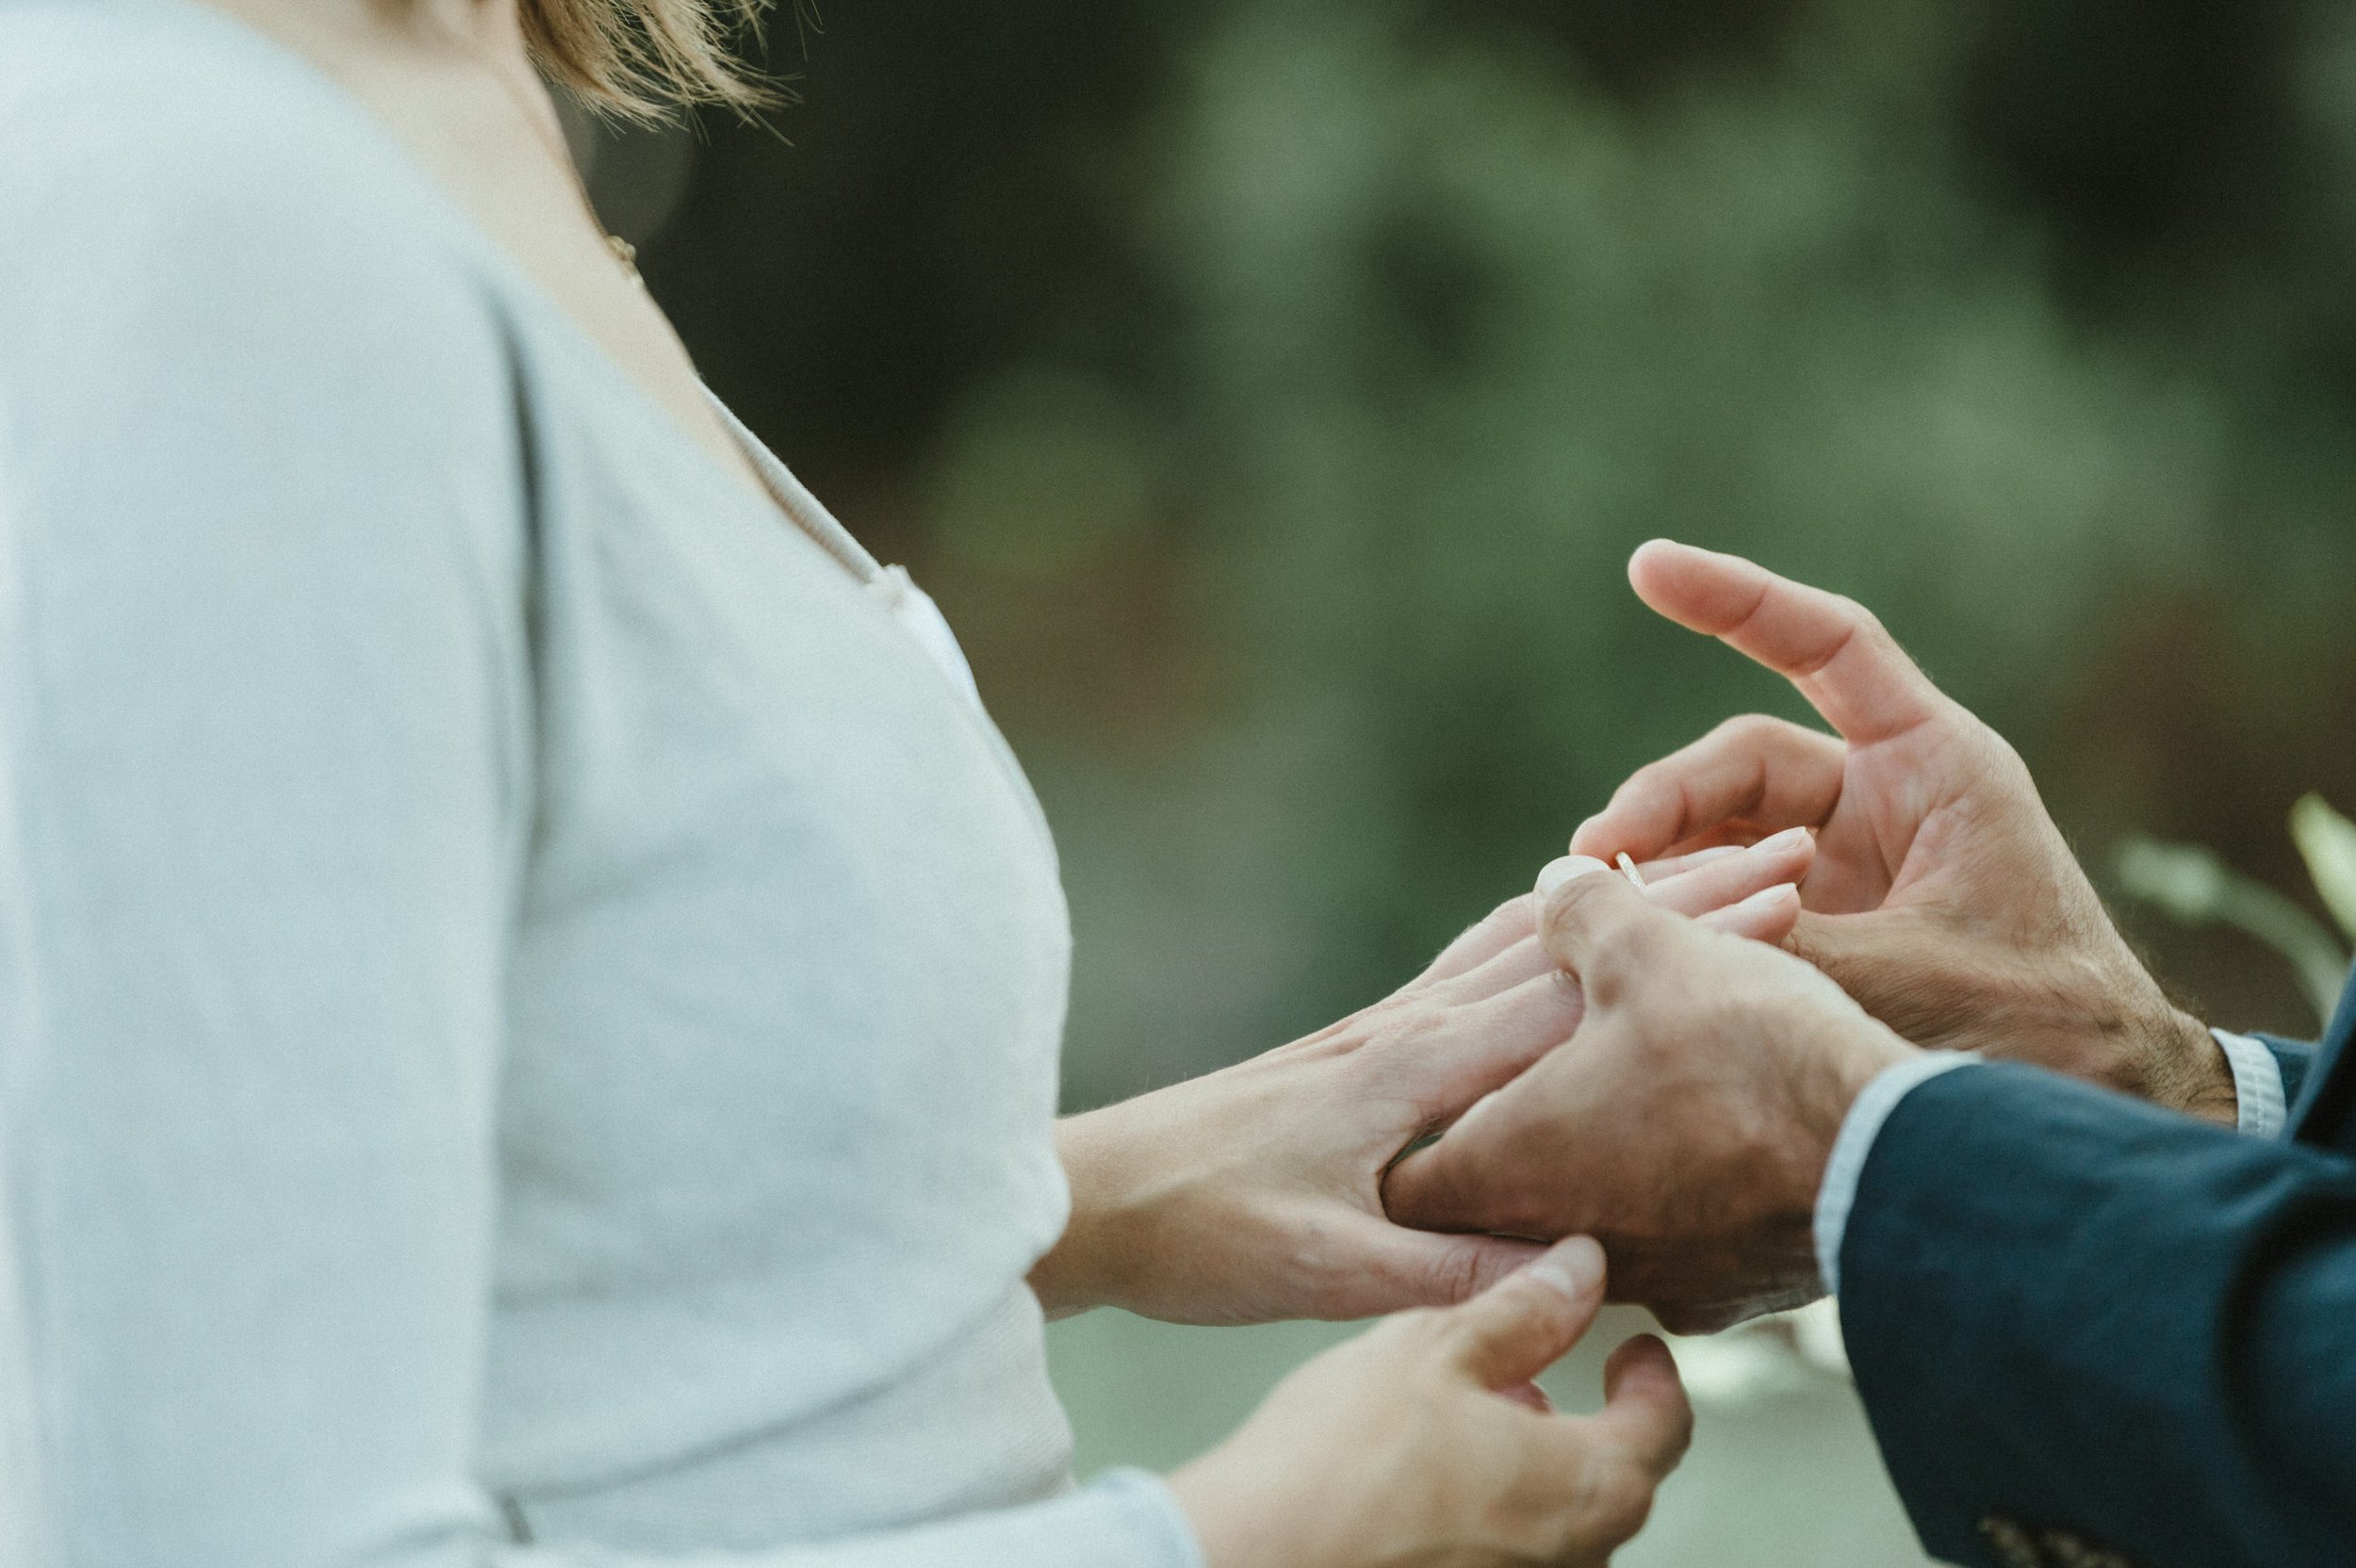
top-left (0, 57), bottom-right (1200, 1568)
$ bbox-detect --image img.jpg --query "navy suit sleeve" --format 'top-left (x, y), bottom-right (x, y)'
top-left (1839, 1062), bottom-right (2356, 1567)
top-left (2254, 1033), bottom-right (2318, 1112)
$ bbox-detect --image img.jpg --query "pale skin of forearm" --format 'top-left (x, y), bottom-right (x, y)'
top-left (1030, 1111), bottom-right (1165, 1321)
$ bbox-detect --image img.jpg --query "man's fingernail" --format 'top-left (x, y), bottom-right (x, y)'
top-left (1524, 1236), bottom-right (1606, 1298)
top-left (1757, 825), bottom-right (1813, 854)
top-left (1536, 855), bottom-right (1611, 895)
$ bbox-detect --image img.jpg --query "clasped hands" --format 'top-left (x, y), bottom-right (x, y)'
top-left (1384, 538), bottom-right (2235, 1331)
top-left (1040, 539), bottom-right (2239, 1568)
top-left (1045, 539), bottom-right (2229, 1335)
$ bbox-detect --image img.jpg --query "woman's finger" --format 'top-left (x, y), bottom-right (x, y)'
top-left (1638, 826), bottom-right (1815, 918)
top-left (1570, 713), bottom-right (1845, 864)
top-left (1440, 931), bottom-right (1564, 1002)
top-left (1694, 882), bottom-right (1802, 945)
top-left (1432, 831), bottom-right (1811, 1006)
top-left (1632, 842), bottom-right (1743, 880)
top-left (1521, 1335), bottom-right (1693, 1557)
top-left (1409, 967), bottom-right (1587, 1110)
top-left (1592, 1333), bottom-right (1694, 1478)
top-left (1441, 1236), bottom-right (1607, 1389)
top-left (1413, 893), bottom-right (1541, 986)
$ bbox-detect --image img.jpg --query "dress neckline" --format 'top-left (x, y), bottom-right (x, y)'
top-left (699, 393), bottom-right (883, 586)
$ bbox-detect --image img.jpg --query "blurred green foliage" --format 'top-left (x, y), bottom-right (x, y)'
top-left (2119, 792), bottom-right (2356, 1023)
top-left (618, 0), bottom-right (2356, 1104)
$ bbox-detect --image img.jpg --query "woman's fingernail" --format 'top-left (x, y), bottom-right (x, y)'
top-left (1757, 825), bottom-right (1813, 854)
top-left (1536, 855), bottom-right (1611, 895)
top-left (1734, 881), bottom-right (1798, 909)
top-left (1526, 1235), bottom-right (1606, 1298)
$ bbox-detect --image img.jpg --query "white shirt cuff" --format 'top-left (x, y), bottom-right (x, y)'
top-left (2212, 1027), bottom-right (2288, 1140)
top-left (1813, 1054), bottom-right (1980, 1295)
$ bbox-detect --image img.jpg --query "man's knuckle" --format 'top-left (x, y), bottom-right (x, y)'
top-left (1573, 928), bottom-right (1653, 1004)
top-left (1829, 592), bottom-right (1879, 631)
top-left (1420, 1244), bottom-right (1491, 1306)
top-left (1717, 712), bottom-right (1785, 748)
top-left (1621, 756), bottom-right (1677, 797)
top-left (1604, 916), bottom-right (1668, 972)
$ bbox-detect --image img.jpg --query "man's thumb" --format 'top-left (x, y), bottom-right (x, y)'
top-left (1788, 907), bottom-right (1940, 1026)
top-left (1442, 1236), bottom-right (1607, 1390)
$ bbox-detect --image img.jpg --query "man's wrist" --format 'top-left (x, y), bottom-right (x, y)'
top-left (1791, 1028), bottom-right (1918, 1197)
top-left (2088, 940), bottom-right (2233, 1119)
top-left (2153, 1004), bottom-right (2238, 1125)
top-left (1811, 1052), bottom-right (1980, 1293)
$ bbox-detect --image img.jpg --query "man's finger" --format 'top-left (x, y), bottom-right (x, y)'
top-left (1627, 540), bottom-right (1944, 744)
top-left (1381, 1124), bottom-right (1484, 1237)
top-left (1535, 868), bottom-right (1673, 1006)
top-left (1518, 1333), bottom-right (1693, 1554)
top-left (1442, 1236), bottom-right (1607, 1388)
top-left (1787, 907), bottom-right (1963, 1044)
top-left (1570, 714), bottom-right (1845, 863)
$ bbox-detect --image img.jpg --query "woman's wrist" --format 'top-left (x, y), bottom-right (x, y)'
top-left (1167, 1445), bottom-right (1301, 1568)
top-left (1030, 1106), bottom-right (1154, 1318)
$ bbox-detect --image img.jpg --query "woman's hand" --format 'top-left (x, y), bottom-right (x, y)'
top-left (1029, 834), bottom-right (1817, 1325)
top-left (1170, 1237), bottom-right (1692, 1568)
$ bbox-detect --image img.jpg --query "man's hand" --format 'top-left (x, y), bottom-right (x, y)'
top-left (1566, 539), bottom-right (2235, 1123)
top-left (1033, 834), bottom-right (1817, 1326)
top-left (1383, 869), bottom-right (1916, 1332)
